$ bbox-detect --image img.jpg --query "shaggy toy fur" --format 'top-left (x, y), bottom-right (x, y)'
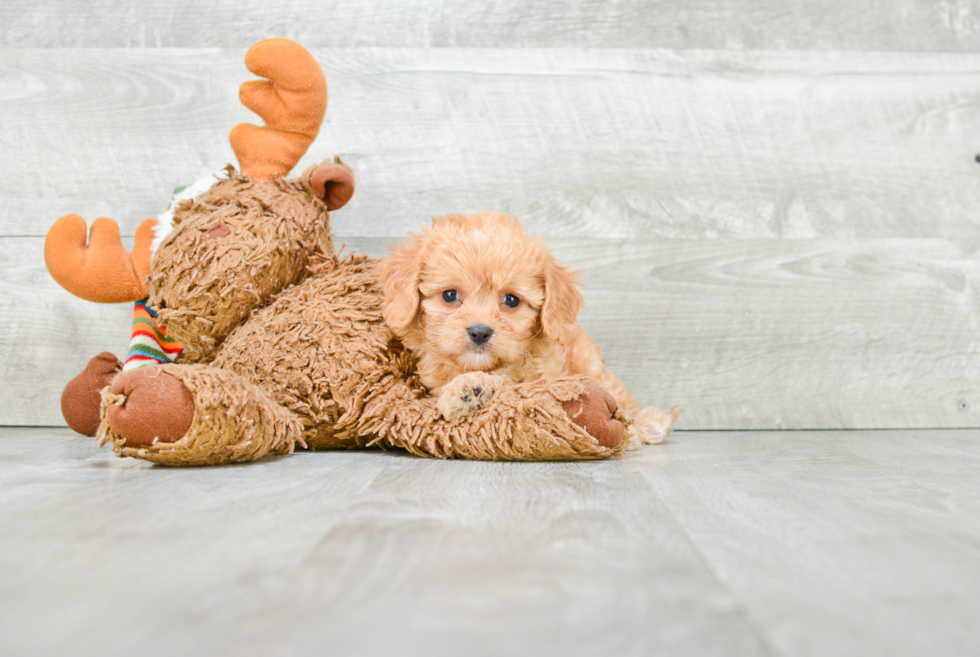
top-left (94, 249), bottom-right (630, 465)
top-left (148, 166), bottom-right (334, 363)
top-left (45, 39), bottom-right (632, 465)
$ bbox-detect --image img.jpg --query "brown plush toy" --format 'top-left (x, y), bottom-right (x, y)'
top-left (44, 39), bottom-right (629, 466)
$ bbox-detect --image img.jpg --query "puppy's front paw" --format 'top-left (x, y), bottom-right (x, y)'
top-left (437, 372), bottom-right (504, 421)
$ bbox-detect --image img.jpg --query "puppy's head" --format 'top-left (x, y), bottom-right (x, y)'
top-left (380, 213), bottom-right (583, 373)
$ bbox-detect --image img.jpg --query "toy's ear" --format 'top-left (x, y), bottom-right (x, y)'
top-left (540, 256), bottom-right (584, 345)
top-left (307, 157), bottom-right (355, 211)
top-left (379, 235), bottom-right (424, 334)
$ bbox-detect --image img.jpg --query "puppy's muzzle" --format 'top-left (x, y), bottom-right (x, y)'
top-left (467, 324), bottom-right (493, 346)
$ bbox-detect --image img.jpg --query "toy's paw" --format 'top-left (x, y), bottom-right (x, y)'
top-left (563, 383), bottom-right (626, 449)
top-left (438, 372), bottom-right (503, 421)
top-left (629, 405), bottom-right (683, 447)
top-left (105, 367), bottom-right (195, 447)
top-left (62, 352), bottom-right (122, 436)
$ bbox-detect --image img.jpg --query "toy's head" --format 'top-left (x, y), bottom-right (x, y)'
top-left (44, 39), bottom-right (355, 362)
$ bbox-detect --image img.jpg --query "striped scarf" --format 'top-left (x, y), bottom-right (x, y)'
top-left (123, 300), bottom-right (183, 371)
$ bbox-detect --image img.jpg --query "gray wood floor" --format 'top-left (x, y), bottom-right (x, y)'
top-left (2, 427), bottom-right (979, 657)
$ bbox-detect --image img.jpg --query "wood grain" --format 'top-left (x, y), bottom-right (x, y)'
top-left (566, 237), bottom-right (980, 431)
top-left (0, 428), bottom-right (770, 657)
top-left (5, 235), bottom-right (977, 430)
top-left (2, 49), bottom-right (978, 239)
top-left (0, 237), bottom-right (133, 425)
top-left (3, 427), bottom-right (980, 655)
top-left (632, 430), bottom-right (980, 656)
top-left (4, 32), bottom-right (979, 433)
top-left (3, 0), bottom-right (979, 51)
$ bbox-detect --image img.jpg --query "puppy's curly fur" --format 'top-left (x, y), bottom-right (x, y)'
top-left (380, 212), bottom-right (680, 445)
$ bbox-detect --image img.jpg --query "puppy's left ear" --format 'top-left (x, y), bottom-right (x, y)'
top-left (380, 236), bottom-right (424, 334)
top-left (541, 257), bottom-right (584, 345)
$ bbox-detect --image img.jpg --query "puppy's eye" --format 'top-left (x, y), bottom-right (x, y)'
top-left (442, 290), bottom-right (459, 303)
top-left (503, 294), bottom-right (520, 308)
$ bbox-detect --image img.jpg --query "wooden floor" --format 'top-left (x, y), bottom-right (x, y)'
top-left (2, 427), bottom-right (979, 656)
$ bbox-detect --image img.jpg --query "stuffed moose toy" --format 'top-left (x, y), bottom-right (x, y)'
top-left (43, 39), bottom-right (631, 466)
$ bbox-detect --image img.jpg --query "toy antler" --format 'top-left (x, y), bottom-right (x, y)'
top-left (229, 39), bottom-right (328, 181)
top-left (44, 215), bottom-right (157, 303)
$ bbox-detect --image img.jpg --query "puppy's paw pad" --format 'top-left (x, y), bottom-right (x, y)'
top-left (438, 372), bottom-right (503, 421)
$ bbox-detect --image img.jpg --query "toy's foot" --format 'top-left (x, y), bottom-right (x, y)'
top-left (438, 372), bottom-right (503, 421)
top-left (97, 364), bottom-right (301, 466)
top-left (105, 367), bottom-right (195, 447)
top-left (62, 352), bottom-right (122, 436)
top-left (563, 383), bottom-right (626, 448)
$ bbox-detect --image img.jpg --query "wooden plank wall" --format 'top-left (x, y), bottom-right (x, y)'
top-left (1, 1), bottom-right (978, 430)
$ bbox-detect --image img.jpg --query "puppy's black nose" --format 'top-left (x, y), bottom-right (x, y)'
top-left (467, 325), bottom-right (493, 346)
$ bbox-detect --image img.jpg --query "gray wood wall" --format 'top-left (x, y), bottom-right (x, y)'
top-left (2, 1), bottom-right (978, 430)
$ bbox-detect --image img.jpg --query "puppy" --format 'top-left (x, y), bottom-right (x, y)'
top-left (379, 212), bottom-right (680, 445)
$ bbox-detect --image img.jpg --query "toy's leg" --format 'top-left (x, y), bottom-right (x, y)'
top-left (97, 363), bottom-right (302, 466)
top-left (593, 368), bottom-right (681, 447)
top-left (361, 378), bottom-right (629, 461)
top-left (103, 367), bottom-right (195, 446)
top-left (562, 383), bottom-right (627, 448)
top-left (61, 352), bottom-right (122, 436)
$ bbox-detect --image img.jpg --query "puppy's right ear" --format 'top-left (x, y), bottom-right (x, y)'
top-left (380, 236), bottom-right (424, 334)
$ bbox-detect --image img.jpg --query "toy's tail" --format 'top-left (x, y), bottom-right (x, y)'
top-left (44, 214), bottom-right (156, 303)
top-left (229, 38), bottom-right (327, 182)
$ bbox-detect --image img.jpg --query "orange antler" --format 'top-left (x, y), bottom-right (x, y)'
top-left (229, 39), bottom-right (328, 181)
top-left (44, 215), bottom-right (156, 303)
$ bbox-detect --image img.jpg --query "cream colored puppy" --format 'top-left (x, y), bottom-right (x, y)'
top-left (380, 212), bottom-right (680, 445)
